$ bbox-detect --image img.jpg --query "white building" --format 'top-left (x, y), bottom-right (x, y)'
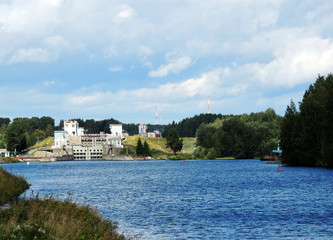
top-left (110, 124), bottom-right (123, 138)
top-left (64, 120), bottom-right (80, 136)
top-left (53, 130), bottom-right (67, 149)
top-left (0, 149), bottom-right (10, 157)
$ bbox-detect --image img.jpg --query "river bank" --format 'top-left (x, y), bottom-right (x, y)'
top-left (0, 167), bottom-right (128, 240)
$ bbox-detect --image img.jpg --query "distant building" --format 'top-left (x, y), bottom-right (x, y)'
top-left (148, 132), bottom-right (156, 138)
top-left (139, 124), bottom-right (147, 134)
top-left (0, 149), bottom-right (10, 157)
top-left (72, 145), bottom-right (103, 160)
top-left (139, 124), bottom-right (148, 138)
top-left (53, 131), bottom-right (67, 149)
top-left (64, 120), bottom-right (80, 136)
top-left (110, 124), bottom-right (123, 138)
top-left (154, 129), bottom-right (162, 138)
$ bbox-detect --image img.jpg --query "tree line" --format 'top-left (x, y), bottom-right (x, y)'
top-left (0, 117), bottom-right (54, 152)
top-left (280, 74), bottom-right (333, 168)
top-left (194, 109), bottom-right (282, 159)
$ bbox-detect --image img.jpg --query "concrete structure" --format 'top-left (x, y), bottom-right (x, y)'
top-left (139, 124), bottom-right (147, 134)
top-left (110, 124), bottom-right (123, 138)
top-left (53, 131), bottom-right (67, 149)
top-left (52, 123), bottom-right (124, 161)
top-left (64, 120), bottom-right (79, 136)
top-left (73, 145), bottom-right (103, 160)
top-left (139, 123), bottom-right (148, 138)
top-left (81, 134), bottom-right (107, 146)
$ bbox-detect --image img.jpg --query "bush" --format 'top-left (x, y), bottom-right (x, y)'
top-left (0, 196), bottom-right (128, 240)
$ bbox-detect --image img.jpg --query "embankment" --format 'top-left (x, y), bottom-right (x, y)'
top-left (0, 167), bottom-right (128, 240)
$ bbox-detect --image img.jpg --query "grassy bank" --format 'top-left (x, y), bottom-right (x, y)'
top-left (0, 196), bottom-right (127, 240)
top-left (27, 137), bottom-right (54, 151)
top-left (123, 136), bottom-right (196, 159)
top-left (0, 157), bottom-right (20, 163)
top-left (0, 168), bottom-right (128, 240)
top-left (0, 167), bottom-right (29, 205)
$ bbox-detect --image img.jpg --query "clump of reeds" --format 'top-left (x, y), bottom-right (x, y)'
top-left (0, 167), bottom-right (30, 205)
top-left (0, 195), bottom-right (128, 240)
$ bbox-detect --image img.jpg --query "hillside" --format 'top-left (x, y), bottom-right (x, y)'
top-left (123, 136), bottom-right (196, 158)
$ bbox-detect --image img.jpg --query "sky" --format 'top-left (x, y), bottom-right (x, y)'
top-left (1, 0), bottom-right (333, 125)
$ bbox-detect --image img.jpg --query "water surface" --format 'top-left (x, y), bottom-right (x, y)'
top-left (2, 160), bottom-right (333, 239)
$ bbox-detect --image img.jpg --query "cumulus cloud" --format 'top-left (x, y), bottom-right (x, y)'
top-left (251, 35), bottom-right (333, 87)
top-left (9, 48), bottom-right (50, 63)
top-left (148, 56), bottom-right (194, 77)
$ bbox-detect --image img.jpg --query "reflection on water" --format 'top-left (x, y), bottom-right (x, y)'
top-left (2, 160), bottom-right (333, 239)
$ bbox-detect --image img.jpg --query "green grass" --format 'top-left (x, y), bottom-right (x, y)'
top-left (0, 196), bottom-right (128, 240)
top-left (123, 136), bottom-right (196, 159)
top-left (27, 137), bottom-right (54, 151)
top-left (0, 157), bottom-right (20, 163)
top-left (0, 167), bottom-right (128, 240)
top-left (0, 168), bottom-right (30, 205)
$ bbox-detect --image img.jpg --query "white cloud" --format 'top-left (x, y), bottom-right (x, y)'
top-left (252, 36), bottom-right (333, 88)
top-left (9, 48), bottom-right (50, 63)
top-left (108, 66), bottom-right (124, 72)
top-left (148, 56), bottom-right (194, 77)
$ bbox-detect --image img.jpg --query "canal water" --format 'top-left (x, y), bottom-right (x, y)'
top-left (2, 160), bottom-right (333, 239)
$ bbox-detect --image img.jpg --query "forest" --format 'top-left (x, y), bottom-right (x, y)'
top-left (194, 109), bottom-right (282, 159)
top-left (280, 74), bottom-right (333, 168)
top-left (0, 117), bottom-right (54, 152)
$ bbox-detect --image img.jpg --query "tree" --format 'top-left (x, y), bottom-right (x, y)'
top-left (34, 129), bottom-right (45, 142)
top-left (143, 141), bottom-right (151, 156)
top-left (136, 138), bottom-right (144, 156)
top-left (45, 124), bottom-right (54, 137)
top-left (166, 128), bottom-right (183, 155)
top-left (5, 119), bottom-right (27, 152)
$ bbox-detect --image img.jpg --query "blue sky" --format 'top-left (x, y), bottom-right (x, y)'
top-left (1, 0), bottom-right (333, 125)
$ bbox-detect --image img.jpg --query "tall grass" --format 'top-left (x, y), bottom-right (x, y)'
top-left (0, 196), bottom-right (128, 240)
top-left (0, 167), bottom-right (30, 205)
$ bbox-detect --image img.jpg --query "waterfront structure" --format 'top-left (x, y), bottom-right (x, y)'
top-left (72, 145), bottom-right (103, 160)
top-left (110, 124), bottom-right (123, 138)
top-left (64, 120), bottom-right (79, 136)
top-left (53, 131), bottom-right (67, 149)
top-left (52, 124), bottom-right (124, 160)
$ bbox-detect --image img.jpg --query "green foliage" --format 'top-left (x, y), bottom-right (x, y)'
top-left (136, 138), bottom-right (144, 156)
top-left (280, 74), bottom-right (333, 167)
top-left (167, 153), bottom-right (193, 160)
top-left (0, 196), bottom-right (127, 240)
top-left (166, 128), bottom-right (183, 155)
top-left (0, 223), bottom-right (53, 240)
top-left (163, 113), bottom-right (223, 137)
top-left (45, 124), bottom-right (54, 137)
top-left (143, 141), bottom-right (151, 156)
top-left (0, 168), bottom-right (30, 205)
top-left (5, 119), bottom-right (27, 152)
top-left (195, 109), bottom-right (281, 159)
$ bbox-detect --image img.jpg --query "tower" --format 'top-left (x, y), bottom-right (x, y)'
top-left (155, 106), bottom-right (159, 124)
top-left (208, 95), bottom-right (211, 114)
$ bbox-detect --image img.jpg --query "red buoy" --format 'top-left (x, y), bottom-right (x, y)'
top-left (277, 164), bottom-right (282, 171)
top-left (183, 160), bottom-right (186, 164)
